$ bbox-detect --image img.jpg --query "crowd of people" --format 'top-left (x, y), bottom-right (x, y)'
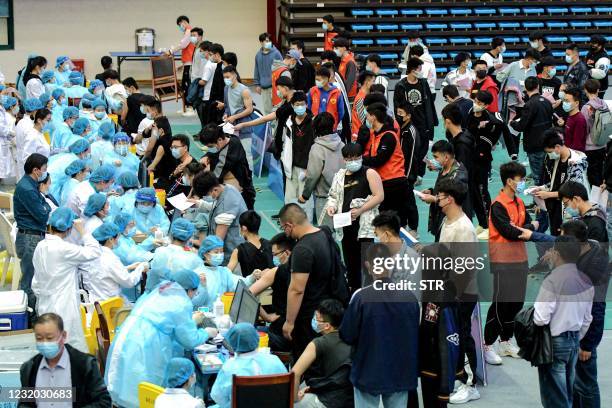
top-left (0, 12), bottom-right (610, 408)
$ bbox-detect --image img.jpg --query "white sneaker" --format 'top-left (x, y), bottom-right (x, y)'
top-left (497, 340), bottom-right (520, 358)
top-left (182, 107), bottom-right (196, 117)
top-left (477, 228), bottom-right (489, 240)
top-left (484, 344), bottom-right (502, 365)
top-left (450, 384), bottom-right (481, 404)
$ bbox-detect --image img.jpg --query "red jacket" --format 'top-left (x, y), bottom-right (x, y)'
top-left (471, 76), bottom-right (499, 113)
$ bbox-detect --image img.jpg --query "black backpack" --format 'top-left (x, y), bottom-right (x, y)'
top-left (319, 226), bottom-right (350, 306)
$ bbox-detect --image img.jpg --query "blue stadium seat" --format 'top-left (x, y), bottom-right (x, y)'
top-left (352, 24), bottom-right (374, 31)
top-left (552, 51), bottom-right (565, 57)
top-left (547, 7), bottom-right (568, 14)
top-left (436, 67), bottom-right (449, 74)
top-left (375, 9), bottom-right (399, 16)
top-left (606, 36), bottom-right (612, 43)
top-left (426, 23), bottom-right (448, 30)
top-left (569, 36), bottom-right (590, 43)
top-left (400, 9), bottom-right (423, 16)
top-left (570, 7), bottom-right (592, 13)
top-left (376, 38), bottom-right (398, 45)
top-left (579, 51), bottom-right (588, 57)
top-left (450, 23), bottom-right (472, 30)
top-left (450, 8), bottom-right (472, 15)
top-left (450, 37), bottom-right (471, 45)
top-left (546, 21), bottom-right (569, 29)
top-left (594, 21), bottom-right (612, 28)
top-left (498, 22), bottom-right (520, 29)
top-left (474, 37), bottom-right (493, 44)
top-left (474, 8), bottom-right (496, 15)
top-left (448, 52), bottom-right (459, 58)
top-left (352, 39), bottom-right (374, 46)
top-left (503, 37), bottom-right (521, 44)
top-left (546, 36), bottom-right (568, 43)
top-left (381, 68), bottom-right (399, 75)
top-left (430, 52), bottom-right (448, 59)
top-left (498, 7), bottom-right (521, 15)
top-left (401, 23), bottom-right (423, 31)
top-left (425, 9), bottom-right (448, 16)
top-left (377, 24), bottom-right (399, 30)
top-left (351, 9), bottom-right (374, 17)
top-left (379, 53), bottom-right (398, 60)
top-left (425, 38), bottom-right (448, 45)
top-left (505, 51), bottom-right (521, 58)
top-left (595, 7), bottom-right (612, 13)
top-left (523, 7), bottom-right (545, 14)
top-left (557, 65), bottom-right (568, 71)
top-left (474, 22), bottom-right (496, 29)
top-left (522, 22), bottom-right (545, 29)
top-left (569, 21), bottom-right (592, 28)
top-left (521, 37), bottom-right (530, 43)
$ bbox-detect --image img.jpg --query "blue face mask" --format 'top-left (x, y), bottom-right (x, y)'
top-left (263, 41), bottom-right (272, 50)
top-left (36, 341), bottom-right (61, 359)
top-left (273, 256), bottom-right (281, 267)
top-left (171, 147), bottom-right (182, 159)
top-left (373, 237), bottom-right (380, 243)
top-left (94, 111), bottom-right (106, 120)
top-left (50, 99), bottom-right (57, 108)
top-left (137, 204), bottom-right (153, 214)
top-left (431, 159), bottom-right (443, 171)
top-left (345, 158), bottom-right (363, 173)
top-left (322, 23), bottom-right (328, 31)
top-left (311, 314), bottom-right (322, 333)
top-left (293, 105), bottom-right (307, 116)
top-left (365, 119), bottom-right (372, 129)
top-left (223, 78), bottom-right (233, 86)
top-left (466, 61), bottom-right (473, 69)
top-left (562, 101), bottom-right (574, 113)
top-left (566, 206), bottom-right (580, 218)
top-left (38, 171), bottom-right (48, 182)
top-left (125, 227), bottom-right (136, 238)
top-left (209, 252), bottom-right (224, 267)
top-left (515, 180), bottom-right (526, 194)
top-left (140, 106), bottom-right (146, 115)
top-left (115, 145), bottom-right (128, 156)
top-left (548, 68), bottom-right (557, 77)
top-left (207, 146), bottom-right (218, 154)
top-left (61, 98), bottom-right (68, 106)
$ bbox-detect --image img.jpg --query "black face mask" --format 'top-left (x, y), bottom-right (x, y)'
top-left (590, 45), bottom-right (600, 52)
top-left (476, 70), bottom-right (487, 79)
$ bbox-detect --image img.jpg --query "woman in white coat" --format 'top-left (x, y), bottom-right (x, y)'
top-left (21, 108), bottom-right (51, 168)
top-left (14, 98), bottom-right (43, 180)
top-left (0, 96), bottom-right (18, 180)
top-left (32, 207), bottom-right (101, 353)
top-left (66, 164), bottom-right (115, 217)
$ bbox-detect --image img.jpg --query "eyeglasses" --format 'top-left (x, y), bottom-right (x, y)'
top-left (272, 249), bottom-right (286, 257)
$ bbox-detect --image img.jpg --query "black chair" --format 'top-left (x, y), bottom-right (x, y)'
top-left (231, 372), bottom-right (294, 408)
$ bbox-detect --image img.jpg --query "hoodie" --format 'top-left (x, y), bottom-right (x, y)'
top-left (254, 46), bottom-right (282, 88)
top-left (582, 97), bottom-right (608, 151)
top-left (449, 129), bottom-right (475, 177)
top-left (302, 133), bottom-right (345, 199)
top-left (581, 204), bottom-right (608, 243)
top-left (470, 76), bottom-right (499, 113)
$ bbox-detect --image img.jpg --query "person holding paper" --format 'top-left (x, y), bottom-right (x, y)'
top-left (558, 181), bottom-right (608, 243)
top-left (324, 142), bottom-right (383, 292)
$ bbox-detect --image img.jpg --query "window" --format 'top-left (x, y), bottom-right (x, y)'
top-left (0, 0), bottom-right (13, 50)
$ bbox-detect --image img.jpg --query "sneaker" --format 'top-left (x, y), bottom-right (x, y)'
top-left (182, 107), bottom-right (196, 117)
top-left (450, 384), bottom-right (481, 404)
top-left (529, 261), bottom-right (549, 274)
top-left (498, 340), bottom-right (520, 358)
top-left (484, 344), bottom-right (502, 365)
top-left (415, 176), bottom-right (422, 186)
top-left (477, 228), bottom-right (489, 240)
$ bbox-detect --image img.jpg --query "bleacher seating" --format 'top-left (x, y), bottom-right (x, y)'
top-left (279, 0), bottom-right (612, 78)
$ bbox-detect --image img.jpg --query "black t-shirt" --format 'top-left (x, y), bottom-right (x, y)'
top-left (237, 239), bottom-right (273, 277)
top-left (273, 101), bottom-right (294, 155)
top-left (538, 76), bottom-right (561, 101)
top-left (290, 229), bottom-right (332, 321)
top-left (291, 113), bottom-right (316, 169)
top-left (153, 134), bottom-right (176, 181)
top-left (342, 167), bottom-right (371, 213)
top-left (271, 262), bottom-right (291, 317)
top-left (124, 93), bottom-right (147, 135)
top-left (403, 81), bottom-right (426, 130)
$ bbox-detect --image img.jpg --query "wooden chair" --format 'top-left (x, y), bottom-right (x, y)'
top-left (150, 55), bottom-right (179, 104)
top-left (231, 372), bottom-right (294, 408)
top-left (0, 212), bottom-right (20, 290)
top-left (138, 382), bottom-right (165, 408)
top-left (94, 301), bottom-right (111, 376)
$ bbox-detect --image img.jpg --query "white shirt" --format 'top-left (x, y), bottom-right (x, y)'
top-left (66, 180), bottom-right (96, 217)
top-left (21, 127), bottom-right (50, 165)
top-left (26, 78), bottom-right (45, 99)
top-left (190, 48), bottom-right (207, 82)
top-left (89, 246), bottom-right (143, 303)
top-left (439, 214), bottom-right (477, 243)
top-left (534, 263), bottom-right (594, 338)
top-left (442, 68), bottom-right (476, 99)
top-left (35, 347), bottom-right (72, 408)
top-left (154, 388), bottom-right (205, 408)
top-left (202, 61), bottom-right (217, 101)
top-left (136, 118), bottom-right (154, 156)
top-left (32, 233), bottom-right (101, 352)
top-left (15, 115), bottom-right (34, 179)
top-left (373, 74), bottom-right (389, 93)
top-left (480, 51), bottom-right (503, 69)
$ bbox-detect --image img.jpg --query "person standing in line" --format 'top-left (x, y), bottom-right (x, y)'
top-left (170, 15), bottom-right (196, 117)
top-left (581, 79), bottom-right (608, 186)
top-left (333, 38), bottom-right (358, 101)
top-left (321, 15), bottom-right (344, 51)
top-left (289, 40), bottom-right (316, 93)
top-left (585, 35), bottom-right (609, 99)
top-left (253, 33), bottom-right (282, 116)
top-left (556, 87), bottom-right (588, 153)
top-left (563, 44), bottom-right (590, 104)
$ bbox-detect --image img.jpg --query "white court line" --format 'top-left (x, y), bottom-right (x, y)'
top-left (259, 209), bottom-right (280, 233)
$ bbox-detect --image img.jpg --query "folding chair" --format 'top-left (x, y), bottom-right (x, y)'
top-left (150, 55), bottom-right (180, 104)
top-left (94, 301), bottom-right (111, 376)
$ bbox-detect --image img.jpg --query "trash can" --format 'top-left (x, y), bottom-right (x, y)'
top-left (135, 28), bottom-right (155, 54)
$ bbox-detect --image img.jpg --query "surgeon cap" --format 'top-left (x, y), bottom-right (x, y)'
top-left (23, 97), bottom-right (43, 113)
top-left (56, 56), bottom-right (69, 67)
top-left (64, 159), bottom-right (87, 177)
top-left (171, 218), bottom-right (195, 242)
top-left (41, 70), bottom-right (55, 84)
top-left (51, 88), bottom-right (65, 101)
top-left (80, 93), bottom-right (95, 109)
top-left (198, 235), bottom-right (224, 258)
top-left (62, 106), bottom-right (79, 121)
top-left (88, 79), bottom-right (104, 93)
top-left (2, 96), bottom-right (17, 110)
top-left (116, 172), bottom-right (139, 190)
top-left (98, 121), bottom-right (115, 141)
top-left (89, 164), bottom-right (115, 183)
top-left (83, 193), bottom-right (107, 217)
top-left (135, 187), bottom-right (157, 204)
top-left (72, 117), bottom-right (90, 136)
top-left (172, 268), bottom-right (200, 291)
top-left (112, 132), bottom-right (130, 144)
top-left (92, 222), bottom-right (120, 242)
top-left (39, 93), bottom-right (51, 107)
top-left (69, 71), bottom-right (84, 86)
top-left (164, 358), bottom-right (195, 388)
top-left (226, 323), bottom-right (259, 353)
top-left (113, 212), bottom-right (134, 232)
top-left (68, 138), bottom-right (90, 154)
top-left (48, 207), bottom-right (77, 232)
top-left (92, 98), bottom-right (107, 110)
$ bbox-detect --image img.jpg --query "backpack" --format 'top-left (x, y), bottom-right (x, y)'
top-left (319, 225), bottom-right (350, 306)
top-left (590, 104), bottom-right (612, 146)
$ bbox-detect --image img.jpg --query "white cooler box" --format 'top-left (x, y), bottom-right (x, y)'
top-left (0, 291), bottom-right (28, 332)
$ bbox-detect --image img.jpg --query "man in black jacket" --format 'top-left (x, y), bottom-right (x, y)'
top-left (442, 85), bottom-right (473, 128)
top-left (289, 40), bottom-right (316, 93)
top-left (20, 313), bottom-right (111, 407)
top-left (558, 181), bottom-right (608, 243)
top-left (510, 76), bottom-right (553, 187)
top-left (585, 35), bottom-right (609, 99)
top-left (394, 57), bottom-right (438, 177)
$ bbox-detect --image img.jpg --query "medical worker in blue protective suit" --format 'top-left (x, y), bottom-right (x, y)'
top-left (50, 88), bottom-right (67, 125)
top-left (89, 98), bottom-right (112, 137)
top-left (78, 93), bottom-right (95, 118)
top-left (90, 121), bottom-right (115, 171)
top-left (146, 218), bottom-right (203, 292)
top-left (60, 159), bottom-right (89, 206)
top-left (54, 56), bottom-right (72, 87)
top-left (191, 235), bottom-right (257, 309)
top-left (51, 106), bottom-right (80, 153)
top-left (105, 268), bottom-right (216, 408)
top-left (47, 138), bottom-right (91, 202)
top-left (108, 172), bottom-right (139, 217)
top-left (112, 211), bottom-right (154, 265)
top-left (88, 79), bottom-right (105, 98)
top-left (38, 92), bottom-right (52, 111)
top-left (66, 164), bottom-right (115, 217)
top-left (72, 117), bottom-right (92, 141)
top-left (156, 358), bottom-right (205, 407)
top-left (210, 323), bottom-right (287, 408)
top-left (63, 71), bottom-right (89, 99)
top-left (103, 132), bottom-right (139, 179)
top-left (131, 187), bottom-right (170, 246)
top-left (41, 70), bottom-right (57, 94)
